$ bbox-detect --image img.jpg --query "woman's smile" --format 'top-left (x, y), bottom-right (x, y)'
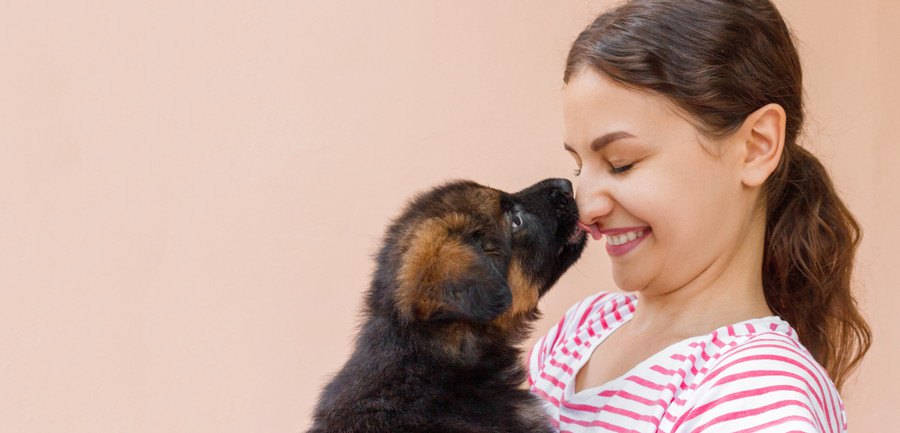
top-left (604, 227), bottom-right (651, 256)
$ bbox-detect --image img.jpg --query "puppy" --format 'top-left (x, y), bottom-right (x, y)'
top-left (307, 178), bottom-right (587, 433)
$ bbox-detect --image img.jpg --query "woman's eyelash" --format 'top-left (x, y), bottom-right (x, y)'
top-left (609, 163), bottom-right (635, 175)
top-left (573, 163), bottom-right (635, 176)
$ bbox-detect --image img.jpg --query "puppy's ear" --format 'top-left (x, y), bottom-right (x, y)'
top-left (396, 213), bottom-right (511, 324)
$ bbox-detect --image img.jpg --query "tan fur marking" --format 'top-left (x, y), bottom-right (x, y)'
top-left (396, 213), bottom-right (477, 322)
top-left (493, 260), bottom-right (539, 332)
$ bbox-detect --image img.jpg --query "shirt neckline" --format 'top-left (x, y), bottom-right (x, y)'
top-left (562, 295), bottom-right (788, 402)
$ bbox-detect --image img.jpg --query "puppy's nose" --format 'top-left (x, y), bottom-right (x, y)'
top-left (549, 178), bottom-right (573, 202)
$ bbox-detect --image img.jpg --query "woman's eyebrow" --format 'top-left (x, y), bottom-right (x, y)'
top-left (564, 131), bottom-right (635, 153)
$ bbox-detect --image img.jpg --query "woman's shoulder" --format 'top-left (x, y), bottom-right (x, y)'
top-left (700, 317), bottom-right (833, 386)
top-left (542, 292), bottom-right (637, 346)
top-left (675, 317), bottom-right (846, 432)
top-left (528, 291), bottom-right (635, 380)
top-left (551, 291), bottom-right (635, 337)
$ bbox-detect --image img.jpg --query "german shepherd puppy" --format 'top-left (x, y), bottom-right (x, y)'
top-left (308, 178), bottom-right (587, 433)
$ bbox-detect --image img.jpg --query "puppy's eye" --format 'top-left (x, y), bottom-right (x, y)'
top-left (510, 211), bottom-right (523, 231)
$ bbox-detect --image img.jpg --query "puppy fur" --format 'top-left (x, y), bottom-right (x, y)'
top-left (307, 178), bottom-right (586, 433)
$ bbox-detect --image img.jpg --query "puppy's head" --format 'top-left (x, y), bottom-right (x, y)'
top-left (374, 178), bottom-right (586, 333)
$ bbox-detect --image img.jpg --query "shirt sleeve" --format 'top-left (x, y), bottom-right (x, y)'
top-left (671, 333), bottom-right (846, 433)
top-left (527, 292), bottom-right (610, 386)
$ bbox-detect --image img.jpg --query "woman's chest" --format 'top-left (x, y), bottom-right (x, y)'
top-left (549, 335), bottom-right (701, 433)
top-left (573, 329), bottom-right (685, 394)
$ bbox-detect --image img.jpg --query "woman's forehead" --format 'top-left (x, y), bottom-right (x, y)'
top-left (564, 100), bottom-right (699, 153)
top-left (563, 74), bottom-right (697, 151)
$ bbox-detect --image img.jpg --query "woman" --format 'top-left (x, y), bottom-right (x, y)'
top-left (528, 1), bottom-right (871, 432)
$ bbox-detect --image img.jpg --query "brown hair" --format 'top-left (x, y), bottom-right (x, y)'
top-left (564, 0), bottom-right (870, 390)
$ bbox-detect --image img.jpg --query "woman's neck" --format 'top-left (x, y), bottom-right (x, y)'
top-left (628, 213), bottom-right (773, 339)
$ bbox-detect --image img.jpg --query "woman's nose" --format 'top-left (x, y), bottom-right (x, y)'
top-left (575, 180), bottom-right (614, 225)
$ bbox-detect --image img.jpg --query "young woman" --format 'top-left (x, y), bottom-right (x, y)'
top-left (528, 1), bottom-right (871, 432)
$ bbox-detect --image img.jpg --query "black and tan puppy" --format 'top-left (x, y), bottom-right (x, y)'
top-left (308, 178), bottom-right (586, 433)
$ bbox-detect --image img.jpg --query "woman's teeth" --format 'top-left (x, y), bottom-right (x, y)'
top-left (607, 229), bottom-right (647, 246)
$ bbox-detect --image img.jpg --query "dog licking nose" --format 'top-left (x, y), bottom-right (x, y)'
top-left (307, 178), bottom-right (587, 433)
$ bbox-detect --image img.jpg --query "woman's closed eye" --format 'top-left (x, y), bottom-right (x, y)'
top-left (572, 163), bottom-right (635, 177)
top-left (609, 163), bottom-right (635, 175)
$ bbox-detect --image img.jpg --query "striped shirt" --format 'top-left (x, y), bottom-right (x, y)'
top-left (528, 292), bottom-right (846, 432)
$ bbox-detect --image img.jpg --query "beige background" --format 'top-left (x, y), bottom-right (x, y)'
top-left (1, 0), bottom-right (897, 431)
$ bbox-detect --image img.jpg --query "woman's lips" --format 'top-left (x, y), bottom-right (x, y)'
top-left (605, 228), bottom-right (651, 257)
top-left (577, 221), bottom-right (603, 240)
top-left (578, 221), bottom-right (652, 256)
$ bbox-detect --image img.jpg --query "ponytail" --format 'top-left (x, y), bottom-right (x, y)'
top-left (762, 144), bottom-right (871, 390)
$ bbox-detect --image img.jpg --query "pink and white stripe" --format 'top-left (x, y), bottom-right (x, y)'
top-left (529, 292), bottom-right (846, 432)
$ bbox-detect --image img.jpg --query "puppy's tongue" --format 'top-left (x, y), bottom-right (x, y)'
top-left (577, 221), bottom-right (603, 240)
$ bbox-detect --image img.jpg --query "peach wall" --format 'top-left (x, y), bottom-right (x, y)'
top-left (1, 1), bottom-right (897, 431)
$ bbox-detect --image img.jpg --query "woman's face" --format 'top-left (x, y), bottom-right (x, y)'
top-left (563, 69), bottom-right (752, 295)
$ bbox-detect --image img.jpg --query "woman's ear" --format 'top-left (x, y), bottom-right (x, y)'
top-left (739, 103), bottom-right (786, 187)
